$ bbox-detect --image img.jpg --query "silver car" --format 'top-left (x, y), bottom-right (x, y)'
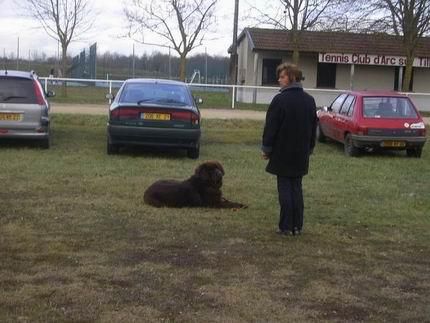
top-left (0, 70), bottom-right (55, 148)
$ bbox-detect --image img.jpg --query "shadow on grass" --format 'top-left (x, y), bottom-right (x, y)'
top-left (110, 145), bottom-right (189, 159)
top-left (0, 139), bottom-right (46, 150)
top-left (319, 139), bottom-right (414, 159)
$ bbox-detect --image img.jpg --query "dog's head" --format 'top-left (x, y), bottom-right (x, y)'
top-left (194, 161), bottom-right (225, 189)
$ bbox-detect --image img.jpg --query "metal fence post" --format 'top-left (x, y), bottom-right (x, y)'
top-left (109, 81), bottom-right (112, 104)
top-left (231, 85), bottom-right (236, 109)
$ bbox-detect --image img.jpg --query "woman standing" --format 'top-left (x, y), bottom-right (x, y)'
top-left (262, 63), bottom-right (317, 236)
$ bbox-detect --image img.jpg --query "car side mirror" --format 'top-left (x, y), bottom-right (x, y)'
top-left (326, 105), bottom-right (332, 112)
top-left (106, 93), bottom-right (114, 100)
top-left (194, 97), bottom-right (203, 104)
top-left (46, 90), bottom-right (56, 98)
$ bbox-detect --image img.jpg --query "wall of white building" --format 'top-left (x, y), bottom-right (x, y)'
top-left (236, 43), bottom-right (430, 110)
top-left (414, 68), bottom-right (430, 92)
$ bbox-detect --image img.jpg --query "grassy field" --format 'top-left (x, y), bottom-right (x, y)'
top-left (1, 115), bottom-right (429, 322)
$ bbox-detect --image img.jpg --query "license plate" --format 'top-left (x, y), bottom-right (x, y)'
top-left (0, 113), bottom-right (22, 121)
top-left (142, 113), bottom-right (170, 121)
top-left (381, 140), bottom-right (406, 147)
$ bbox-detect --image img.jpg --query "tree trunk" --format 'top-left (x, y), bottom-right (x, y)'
top-left (179, 54), bottom-right (187, 82)
top-left (292, 31), bottom-right (300, 65)
top-left (292, 49), bottom-right (300, 65)
top-left (61, 44), bottom-right (68, 97)
top-left (402, 52), bottom-right (414, 92)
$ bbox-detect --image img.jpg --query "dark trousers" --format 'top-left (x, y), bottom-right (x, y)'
top-left (277, 176), bottom-right (304, 232)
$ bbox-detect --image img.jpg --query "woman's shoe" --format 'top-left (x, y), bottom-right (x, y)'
top-left (292, 228), bottom-right (302, 236)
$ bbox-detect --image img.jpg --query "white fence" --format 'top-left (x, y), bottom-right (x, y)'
top-left (40, 77), bottom-right (430, 112)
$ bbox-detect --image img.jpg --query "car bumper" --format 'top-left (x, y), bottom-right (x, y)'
top-left (107, 124), bottom-right (201, 148)
top-left (0, 129), bottom-right (49, 140)
top-left (351, 134), bottom-right (426, 148)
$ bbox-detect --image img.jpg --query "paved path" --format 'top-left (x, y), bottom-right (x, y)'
top-left (51, 103), bottom-right (267, 120)
top-left (51, 103), bottom-right (429, 124)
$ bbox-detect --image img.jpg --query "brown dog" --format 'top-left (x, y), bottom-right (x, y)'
top-left (144, 161), bottom-right (246, 208)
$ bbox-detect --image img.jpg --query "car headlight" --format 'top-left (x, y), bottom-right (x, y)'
top-left (410, 122), bottom-right (425, 129)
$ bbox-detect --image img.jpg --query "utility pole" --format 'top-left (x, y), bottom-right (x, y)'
top-left (230, 0), bottom-right (239, 85)
top-left (16, 37), bottom-right (20, 70)
top-left (132, 42), bottom-right (136, 78)
top-left (205, 47), bottom-right (208, 84)
top-left (168, 46), bottom-right (171, 79)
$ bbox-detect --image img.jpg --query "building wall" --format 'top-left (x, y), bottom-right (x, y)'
top-left (414, 68), bottom-right (430, 92)
top-left (335, 64), bottom-right (352, 90)
top-left (351, 65), bottom-right (395, 90)
top-left (237, 36), bottom-right (249, 84)
top-left (236, 37), bottom-right (430, 109)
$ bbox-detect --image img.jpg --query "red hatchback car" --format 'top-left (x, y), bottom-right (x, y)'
top-left (317, 91), bottom-right (427, 157)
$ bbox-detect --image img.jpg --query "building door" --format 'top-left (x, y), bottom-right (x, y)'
top-left (262, 59), bottom-right (281, 86)
top-left (317, 63), bottom-right (337, 88)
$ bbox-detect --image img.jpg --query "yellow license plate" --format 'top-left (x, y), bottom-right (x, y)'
top-left (0, 113), bottom-right (22, 121)
top-left (142, 113), bottom-right (170, 121)
top-left (382, 140), bottom-right (406, 147)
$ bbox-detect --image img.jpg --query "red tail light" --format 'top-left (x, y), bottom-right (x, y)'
top-left (110, 108), bottom-right (140, 120)
top-left (191, 112), bottom-right (200, 125)
top-left (170, 111), bottom-right (199, 124)
top-left (357, 125), bottom-right (368, 135)
top-left (33, 81), bottom-right (45, 105)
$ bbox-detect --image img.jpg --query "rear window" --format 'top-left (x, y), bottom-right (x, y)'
top-left (0, 77), bottom-right (37, 104)
top-left (362, 97), bottom-right (418, 119)
top-left (120, 82), bottom-right (192, 106)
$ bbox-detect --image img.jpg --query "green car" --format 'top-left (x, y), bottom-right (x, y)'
top-left (107, 79), bottom-right (201, 158)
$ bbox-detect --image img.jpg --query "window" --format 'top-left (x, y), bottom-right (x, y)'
top-left (362, 97), bottom-right (418, 119)
top-left (120, 83), bottom-right (192, 106)
top-left (347, 103), bottom-right (355, 117)
top-left (317, 63), bottom-right (336, 88)
top-left (340, 95), bottom-right (355, 115)
top-left (330, 94), bottom-right (347, 113)
top-left (262, 59), bottom-right (281, 85)
top-left (0, 77), bottom-right (37, 104)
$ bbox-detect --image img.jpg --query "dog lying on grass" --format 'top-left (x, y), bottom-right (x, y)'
top-left (144, 161), bottom-right (246, 209)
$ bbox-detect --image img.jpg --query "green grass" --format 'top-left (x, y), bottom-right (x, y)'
top-left (1, 115), bottom-right (429, 322)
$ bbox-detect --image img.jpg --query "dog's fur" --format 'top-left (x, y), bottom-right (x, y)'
top-left (144, 161), bottom-right (246, 209)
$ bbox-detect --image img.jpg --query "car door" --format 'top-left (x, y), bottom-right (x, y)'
top-left (324, 94), bottom-right (347, 140)
top-left (333, 95), bottom-right (356, 142)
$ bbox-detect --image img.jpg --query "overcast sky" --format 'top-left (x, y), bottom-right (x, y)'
top-left (0, 0), bottom-right (254, 60)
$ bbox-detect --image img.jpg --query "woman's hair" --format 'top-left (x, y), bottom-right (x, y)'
top-left (276, 63), bottom-right (303, 82)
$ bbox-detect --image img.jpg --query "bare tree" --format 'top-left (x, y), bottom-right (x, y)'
top-left (246, 0), bottom-right (344, 63)
top-left (375, 0), bottom-right (430, 91)
top-left (336, 0), bottom-right (430, 91)
top-left (125, 0), bottom-right (218, 81)
top-left (19, 0), bottom-right (94, 78)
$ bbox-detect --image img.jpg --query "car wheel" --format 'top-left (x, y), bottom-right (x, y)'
top-left (316, 122), bottom-right (326, 143)
top-left (406, 147), bottom-right (422, 158)
top-left (40, 136), bottom-right (50, 149)
top-left (344, 134), bottom-right (359, 157)
top-left (187, 143), bottom-right (200, 159)
top-left (107, 137), bottom-right (119, 155)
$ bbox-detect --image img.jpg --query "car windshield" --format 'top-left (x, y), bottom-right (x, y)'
top-left (0, 77), bottom-right (36, 104)
top-left (120, 82), bottom-right (192, 106)
top-left (362, 97), bottom-right (418, 119)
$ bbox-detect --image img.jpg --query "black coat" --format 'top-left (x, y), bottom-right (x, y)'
top-left (262, 85), bottom-right (317, 177)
